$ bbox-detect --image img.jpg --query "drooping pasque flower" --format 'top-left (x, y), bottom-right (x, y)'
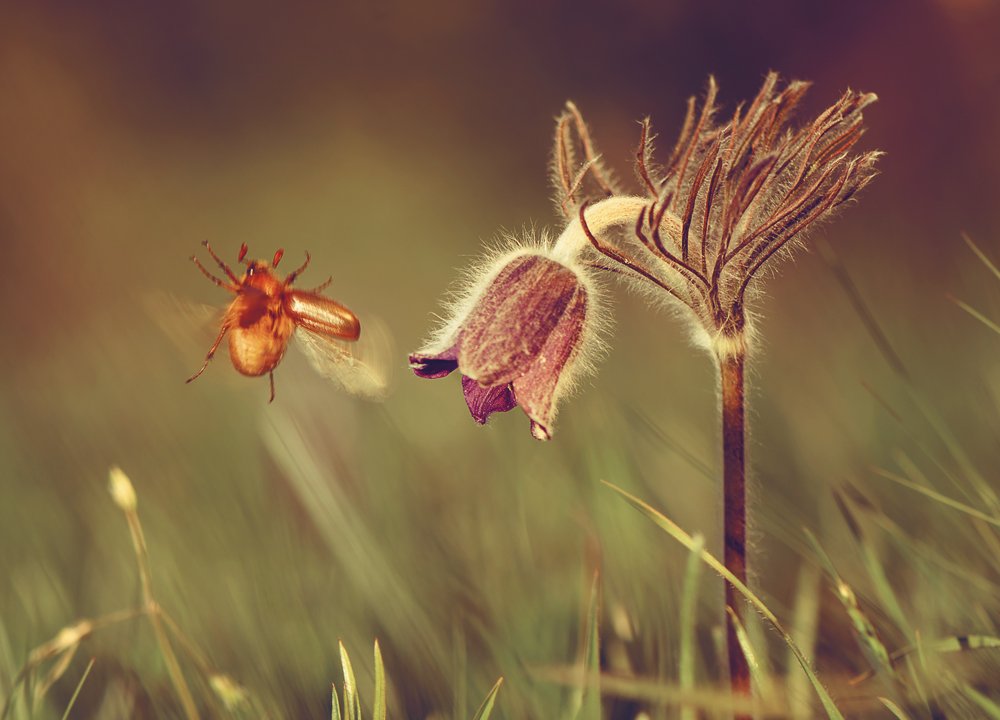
top-left (409, 247), bottom-right (595, 441)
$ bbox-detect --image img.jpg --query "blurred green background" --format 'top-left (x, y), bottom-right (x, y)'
top-left (3, 1), bottom-right (1000, 718)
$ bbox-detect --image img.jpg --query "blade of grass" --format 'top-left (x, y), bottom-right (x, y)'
top-left (871, 467), bottom-right (1000, 528)
top-left (833, 491), bottom-right (913, 640)
top-left (725, 606), bottom-right (772, 705)
top-left (331, 683), bottom-right (342, 720)
top-left (964, 685), bottom-right (1000, 719)
top-left (788, 562), bottom-right (820, 720)
top-left (949, 296), bottom-right (1000, 337)
top-left (373, 640), bottom-right (386, 720)
top-left (2, 612), bottom-right (140, 720)
top-left (339, 641), bottom-right (360, 720)
top-left (452, 624), bottom-right (467, 720)
top-left (471, 678), bottom-right (503, 720)
top-left (567, 571), bottom-right (601, 720)
top-left (823, 239), bottom-right (1000, 513)
top-left (843, 482), bottom-right (1000, 594)
top-left (963, 232), bottom-right (1000, 282)
top-left (678, 533), bottom-right (704, 720)
top-left (34, 645), bottom-right (79, 705)
top-left (878, 697), bottom-right (913, 720)
top-left (802, 529), bottom-right (892, 674)
top-left (59, 657), bottom-right (94, 720)
top-left (534, 666), bottom-right (770, 715)
top-left (603, 480), bottom-right (846, 720)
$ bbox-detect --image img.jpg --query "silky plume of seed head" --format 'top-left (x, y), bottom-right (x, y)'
top-left (568, 73), bottom-right (881, 359)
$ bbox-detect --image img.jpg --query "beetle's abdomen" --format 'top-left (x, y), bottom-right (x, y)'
top-left (228, 307), bottom-right (296, 376)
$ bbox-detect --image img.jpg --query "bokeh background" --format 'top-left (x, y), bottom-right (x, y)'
top-left (3, 1), bottom-right (1000, 718)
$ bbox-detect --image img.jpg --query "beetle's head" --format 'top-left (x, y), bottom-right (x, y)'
top-left (236, 244), bottom-right (286, 292)
top-left (238, 243), bottom-right (285, 277)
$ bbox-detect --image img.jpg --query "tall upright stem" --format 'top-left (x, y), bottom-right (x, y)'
top-left (720, 350), bottom-right (750, 699)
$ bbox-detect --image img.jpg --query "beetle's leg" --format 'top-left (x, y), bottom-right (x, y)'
top-left (186, 323), bottom-right (229, 383)
top-left (268, 371), bottom-right (276, 403)
top-left (301, 276), bottom-right (333, 294)
top-left (285, 252), bottom-right (311, 284)
top-left (191, 256), bottom-right (239, 291)
top-left (202, 240), bottom-right (240, 282)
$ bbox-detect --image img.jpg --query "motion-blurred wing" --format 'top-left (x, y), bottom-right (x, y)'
top-left (294, 316), bottom-right (394, 400)
top-left (143, 290), bottom-right (226, 360)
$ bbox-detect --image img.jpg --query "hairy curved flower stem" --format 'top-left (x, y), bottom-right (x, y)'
top-left (550, 195), bottom-right (648, 265)
top-left (720, 348), bottom-right (750, 700)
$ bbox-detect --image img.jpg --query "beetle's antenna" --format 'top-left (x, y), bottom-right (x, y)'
top-left (285, 252), bottom-right (312, 284)
top-left (302, 276), bottom-right (333, 294)
top-left (272, 249), bottom-right (285, 268)
top-left (268, 371), bottom-right (276, 403)
top-left (238, 243), bottom-right (249, 263)
top-left (202, 240), bottom-right (240, 283)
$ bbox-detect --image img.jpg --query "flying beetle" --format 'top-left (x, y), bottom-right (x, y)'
top-left (186, 241), bottom-right (386, 401)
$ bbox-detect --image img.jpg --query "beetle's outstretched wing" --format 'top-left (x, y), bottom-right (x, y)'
top-left (143, 290), bottom-right (228, 359)
top-left (294, 316), bottom-right (394, 400)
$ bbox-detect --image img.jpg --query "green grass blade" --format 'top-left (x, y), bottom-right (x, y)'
top-left (373, 640), bottom-right (386, 720)
top-left (872, 468), bottom-right (1000, 527)
top-left (60, 657), bottom-right (94, 720)
top-left (603, 481), bottom-right (846, 720)
top-left (678, 533), bottom-right (704, 720)
top-left (566, 572), bottom-right (600, 720)
top-left (950, 296), bottom-right (1000, 337)
top-left (725, 606), bottom-right (771, 703)
top-left (902, 387), bottom-right (1000, 515)
top-left (339, 641), bottom-right (360, 720)
top-left (833, 492), bottom-right (913, 640)
top-left (802, 529), bottom-right (892, 674)
top-left (788, 563), bottom-right (820, 720)
top-left (471, 678), bottom-right (503, 720)
top-left (878, 697), bottom-right (913, 719)
top-left (963, 232), bottom-right (1000, 282)
top-left (580, 572), bottom-right (600, 720)
top-left (331, 683), bottom-right (342, 720)
top-left (964, 684), bottom-right (1000, 719)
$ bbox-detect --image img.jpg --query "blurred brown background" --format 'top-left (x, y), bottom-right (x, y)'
top-left (2, 0), bottom-right (999, 354)
top-left (3, 1), bottom-right (1000, 717)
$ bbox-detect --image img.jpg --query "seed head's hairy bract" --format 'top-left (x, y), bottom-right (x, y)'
top-left (569, 72), bottom-right (881, 358)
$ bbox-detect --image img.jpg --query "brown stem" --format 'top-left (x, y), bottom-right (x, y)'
top-left (720, 350), bottom-right (751, 703)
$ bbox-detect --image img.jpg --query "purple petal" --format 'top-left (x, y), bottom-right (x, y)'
top-left (459, 254), bottom-right (582, 386)
top-left (461, 375), bottom-right (516, 424)
top-left (409, 342), bottom-right (459, 379)
top-left (513, 283), bottom-right (587, 440)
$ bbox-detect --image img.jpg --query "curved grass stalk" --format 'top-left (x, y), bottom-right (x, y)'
top-left (603, 481), bottom-right (846, 720)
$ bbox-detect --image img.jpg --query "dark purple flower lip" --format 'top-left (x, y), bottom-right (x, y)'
top-left (409, 345), bottom-right (458, 379)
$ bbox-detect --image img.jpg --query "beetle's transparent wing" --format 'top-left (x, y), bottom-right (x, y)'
top-left (143, 290), bottom-right (228, 359)
top-left (294, 315), bottom-right (394, 400)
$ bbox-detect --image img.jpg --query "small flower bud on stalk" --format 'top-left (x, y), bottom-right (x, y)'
top-left (108, 465), bottom-right (138, 512)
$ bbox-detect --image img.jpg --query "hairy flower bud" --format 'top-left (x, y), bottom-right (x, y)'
top-left (411, 250), bottom-right (592, 440)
